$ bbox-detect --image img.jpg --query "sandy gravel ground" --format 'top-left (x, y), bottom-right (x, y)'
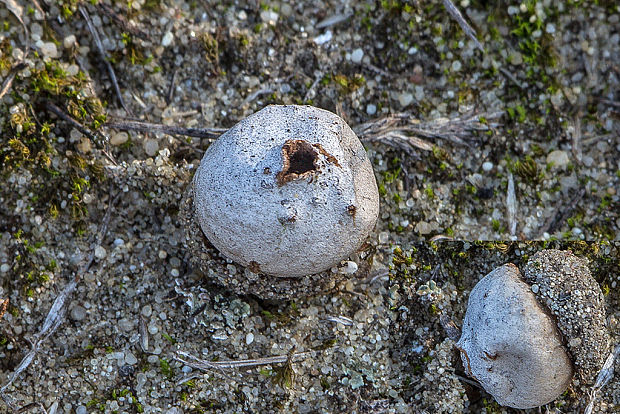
top-left (0, 0), bottom-right (619, 413)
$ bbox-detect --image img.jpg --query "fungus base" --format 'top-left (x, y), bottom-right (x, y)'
top-left (181, 186), bottom-right (361, 299)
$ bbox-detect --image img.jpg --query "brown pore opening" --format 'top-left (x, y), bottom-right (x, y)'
top-left (276, 139), bottom-right (319, 186)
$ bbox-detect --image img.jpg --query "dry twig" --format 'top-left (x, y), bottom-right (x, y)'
top-left (105, 118), bottom-right (226, 139)
top-left (97, 2), bottom-right (150, 40)
top-left (175, 349), bottom-right (319, 370)
top-left (506, 172), bottom-right (517, 237)
top-left (355, 111), bottom-right (502, 155)
top-left (584, 344), bottom-right (620, 414)
top-left (79, 5), bottom-right (132, 115)
top-left (45, 102), bottom-right (98, 142)
top-left (442, 0), bottom-right (484, 52)
top-left (0, 0), bottom-right (29, 101)
top-left (537, 188), bottom-right (586, 238)
top-left (0, 186), bottom-right (120, 410)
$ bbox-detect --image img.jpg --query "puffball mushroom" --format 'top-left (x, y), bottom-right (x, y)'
top-left (190, 105), bottom-right (379, 278)
top-left (456, 250), bottom-right (610, 409)
top-left (456, 263), bottom-right (573, 409)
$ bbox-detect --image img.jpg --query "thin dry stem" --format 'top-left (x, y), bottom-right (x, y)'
top-left (79, 5), bottom-right (132, 115)
top-left (0, 185), bottom-right (120, 409)
top-left (355, 111), bottom-right (502, 154)
top-left (105, 119), bottom-right (226, 139)
top-left (442, 0), bottom-right (484, 52)
top-left (174, 349), bottom-right (319, 370)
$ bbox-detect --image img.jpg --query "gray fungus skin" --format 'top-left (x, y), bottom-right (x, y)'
top-left (192, 105), bottom-right (379, 277)
top-left (456, 264), bottom-right (574, 409)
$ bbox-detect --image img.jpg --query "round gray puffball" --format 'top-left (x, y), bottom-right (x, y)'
top-left (456, 264), bottom-right (573, 409)
top-left (192, 105), bottom-right (379, 277)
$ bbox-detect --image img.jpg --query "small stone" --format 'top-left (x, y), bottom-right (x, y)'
top-left (246, 332), bottom-right (254, 345)
top-left (366, 104), bottom-right (377, 115)
top-left (451, 60), bottom-right (462, 71)
top-left (260, 10), bottom-right (279, 25)
top-left (546, 150), bottom-right (569, 169)
top-left (110, 132), bottom-right (129, 146)
top-left (378, 231), bottom-right (389, 244)
top-left (63, 35), bottom-right (76, 49)
top-left (141, 305), bottom-right (152, 317)
top-left (94, 246), bottom-right (107, 259)
top-left (66, 64), bottom-right (79, 76)
top-left (341, 261), bottom-right (358, 274)
top-left (351, 48), bottom-right (364, 64)
top-left (70, 305), bottom-right (87, 321)
top-left (531, 284), bottom-right (539, 294)
top-left (76, 137), bottom-right (92, 153)
top-left (482, 161), bottom-right (494, 172)
top-left (40, 42), bottom-right (58, 58)
top-left (0, 264), bottom-right (10, 273)
top-left (510, 52), bottom-right (523, 65)
top-left (76, 406), bottom-right (87, 414)
top-left (398, 92), bottom-right (414, 108)
top-left (144, 138), bottom-right (159, 156)
top-left (314, 30), bottom-right (332, 45)
top-left (125, 352), bottom-right (138, 365)
top-left (162, 31), bottom-right (174, 47)
top-left (415, 221), bottom-right (432, 235)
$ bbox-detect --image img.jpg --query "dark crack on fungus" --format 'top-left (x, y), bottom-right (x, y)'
top-left (276, 139), bottom-right (319, 186)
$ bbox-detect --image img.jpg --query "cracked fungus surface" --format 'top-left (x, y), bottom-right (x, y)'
top-left (191, 105), bottom-right (379, 280)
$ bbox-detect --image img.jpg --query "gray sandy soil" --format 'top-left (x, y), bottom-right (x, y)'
top-left (0, 0), bottom-right (619, 413)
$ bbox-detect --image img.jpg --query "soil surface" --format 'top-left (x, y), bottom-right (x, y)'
top-left (0, 0), bottom-right (619, 413)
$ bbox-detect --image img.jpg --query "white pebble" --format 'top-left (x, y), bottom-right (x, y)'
top-left (531, 284), bottom-right (539, 294)
top-left (341, 261), bottom-right (358, 274)
top-left (63, 35), bottom-right (76, 49)
top-left (94, 246), bottom-right (107, 259)
top-left (366, 104), bottom-right (377, 115)
top-left (545, 23), bottom-right (556, 34)
top-left (0, 264), bottom-right (10, 273)
top-left (125, 352), bottom-right (138, 365)
top-left (398, 92), bottom-right (413, 108)
top-left (141, 305), bottom-right (152, 317)
top-left (351, 48), bottom-right (364, 64)
top-left (482, 161), bottom-right (494, 172)
top-left (260, 10), bottom-right (279, 25)
top-left (378, 232), bottom-right (389, 244)
top-left (451, 60), bottom-right (462, 71)
top-left (314, 30), bottom-right (332, 45)
top-left (546, 150), bottom-right (569, 169)
top-left (66, 64), bottom-right (79, 76)
top-left (162, 32), bottom-right (174, 47)
top-left (144, 138), bottom-right (159, 156)
top-left (110, 132), bottom-right (129, 146)
top-left (246, 332), bottom-right (254, 345)
top-left (40, 42), bottom-right (58, 58)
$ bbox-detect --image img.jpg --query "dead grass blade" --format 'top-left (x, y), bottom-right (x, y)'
top-left (442, 0), bottom-right (483, 52)
top-left (79, 5), bottom-right (132, 115)
top-left (0, 186), bottom-right (120, 408)
top-left (355, 111), bottom-right (502, 154)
